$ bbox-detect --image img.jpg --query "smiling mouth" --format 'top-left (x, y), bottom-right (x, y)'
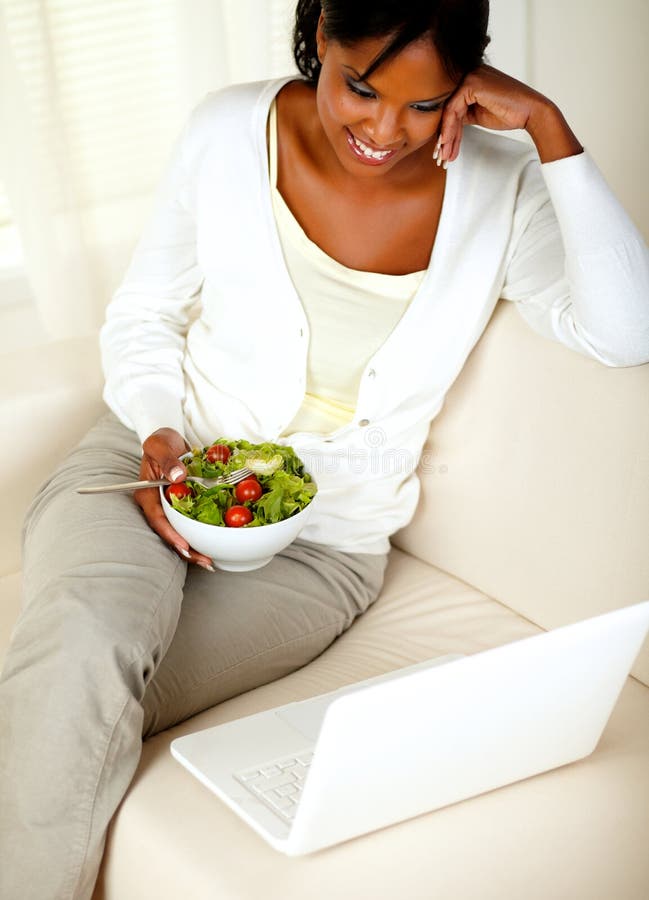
top-left (345, 128), bottom-right (399, 164)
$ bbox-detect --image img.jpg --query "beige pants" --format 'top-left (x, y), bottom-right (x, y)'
top-left (0, 410), bottom-right (388, 900)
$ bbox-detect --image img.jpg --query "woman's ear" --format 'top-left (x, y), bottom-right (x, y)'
top-left (315, 11), bottom-right (327, 63)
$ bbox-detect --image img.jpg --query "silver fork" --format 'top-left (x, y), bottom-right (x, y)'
top-left (76, 466), bottom-right (256, 494)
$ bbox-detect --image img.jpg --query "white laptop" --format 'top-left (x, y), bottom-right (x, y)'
top-left (171, 600), bottom-right (649, 856)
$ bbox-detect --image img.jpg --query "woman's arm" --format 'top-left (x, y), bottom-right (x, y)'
top-left (101, 99), bottom-right (217, 569)
top-left (100, 104), bottom-right (206, 443)
top-left (439, 65), bottom-right (649, 366)
top-left (438, 64), bottom-right (583, 164)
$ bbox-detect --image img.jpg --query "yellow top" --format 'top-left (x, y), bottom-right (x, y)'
top-left (268, 98), bottom-right (426, 436)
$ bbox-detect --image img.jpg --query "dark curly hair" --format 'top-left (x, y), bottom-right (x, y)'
top-left (293, 0), bottom-right (490, 85)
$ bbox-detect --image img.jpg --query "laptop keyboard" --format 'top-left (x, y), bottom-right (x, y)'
top-left (234, 750), bottom-right (314, 823)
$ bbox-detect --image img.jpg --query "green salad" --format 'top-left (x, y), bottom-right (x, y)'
top-left (164, 439), bottom-right (317, 528)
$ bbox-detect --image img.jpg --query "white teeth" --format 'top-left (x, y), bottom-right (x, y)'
top-left (352, 134), bottom-right (392, 160)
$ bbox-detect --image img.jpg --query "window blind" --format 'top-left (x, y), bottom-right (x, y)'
top-left (0, 0), bottom-right (297, 274)
top-left (1, 0), bottom-right (185, 213)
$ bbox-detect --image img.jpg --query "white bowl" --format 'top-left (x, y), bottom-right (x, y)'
top-left (160, 476), bottom-right (317, 572)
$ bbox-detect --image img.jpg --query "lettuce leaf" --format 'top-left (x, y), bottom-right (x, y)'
top-left (169, 439), bottom-right (316, 528)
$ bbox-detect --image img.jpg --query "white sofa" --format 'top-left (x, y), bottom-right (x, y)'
top-left (1, 300), bottom-right (648, 899)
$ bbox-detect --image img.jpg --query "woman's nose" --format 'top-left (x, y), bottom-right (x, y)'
top-left (364, 106), bottom-right (402, 148)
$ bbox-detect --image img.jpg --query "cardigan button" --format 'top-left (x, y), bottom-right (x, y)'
top-left (359, 418), bottom-right (370, 427)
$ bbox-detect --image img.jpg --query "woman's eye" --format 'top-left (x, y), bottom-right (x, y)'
top-left (411, 102), bottom-right (443, 114)
top-left (346, 80), bottom-right (375, 100)
top-left (345, 79), bottom-right (443, 114)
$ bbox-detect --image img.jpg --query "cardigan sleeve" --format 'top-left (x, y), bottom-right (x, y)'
top-left (500, 150), bottom-right (649, 367)
top-left (99, 101), bottom-right (207, 443)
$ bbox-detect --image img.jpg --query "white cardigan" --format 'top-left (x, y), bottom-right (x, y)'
top-left (100, 76), bottom-right (649, 554)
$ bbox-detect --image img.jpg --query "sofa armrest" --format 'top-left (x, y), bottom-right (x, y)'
top-left (393, 301), bottom-right (649, 685)
top-left (0, 337), bottom-right (105, 576)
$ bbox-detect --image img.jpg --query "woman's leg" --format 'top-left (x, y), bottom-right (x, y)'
top-left (142, 538), bottom-right (388, 737)
top-left (0, 408), bottom-right (388, 899)
top-left (0, 411), bottom-right (187, 900)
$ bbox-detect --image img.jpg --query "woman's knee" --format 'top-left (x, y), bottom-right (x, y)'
top-left (7, 564), bottom-right (184, 700)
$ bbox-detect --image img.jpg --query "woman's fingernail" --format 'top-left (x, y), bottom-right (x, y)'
top-left (433, 147), bottom-right (439, 160)
top-left (175, 546), bottom-right (191, 559)
top-left (198, 561), bottom-right (216, 573)
top-left (443, 159), bottom-right (449, 170)
top-left (437, 155), bottom-right (442, 167)
top-left (169, 466), bottom-right (184, 481)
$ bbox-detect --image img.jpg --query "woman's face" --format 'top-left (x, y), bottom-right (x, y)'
top-left (315, 18), bottom-right (459, 179)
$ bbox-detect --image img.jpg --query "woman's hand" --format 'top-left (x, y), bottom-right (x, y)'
top-left (134, 427), bottom-right (215, 571)
top-left (438, 64), bottom-right (582, 165)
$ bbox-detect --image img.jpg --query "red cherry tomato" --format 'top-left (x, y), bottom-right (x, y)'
top-left (235, 478), bottom-right (263, 504)
top-left (224, 505), bottom-right (253, 527)
top-left (165, 482), bottom-right (193, 502)
top-left (205, 443), bottom-right (231, 464)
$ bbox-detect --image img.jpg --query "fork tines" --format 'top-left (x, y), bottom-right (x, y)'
top-left (222, 466), bottom-right (255, 485)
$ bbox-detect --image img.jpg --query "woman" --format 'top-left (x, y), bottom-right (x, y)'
top-left (1, 1), bottom-right (647, 897)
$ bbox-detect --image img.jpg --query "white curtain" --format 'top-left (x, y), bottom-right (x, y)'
top-left (0, 0), bottom-right (297, 342)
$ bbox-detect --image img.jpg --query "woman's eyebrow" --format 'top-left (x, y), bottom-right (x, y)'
top-left (343, 65), bottom-right (454, 103)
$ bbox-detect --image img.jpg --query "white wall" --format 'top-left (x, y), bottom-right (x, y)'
top-left (488, 0), bottom-right (530, 81)
top-left (531, 0), bottom-right (648, 240)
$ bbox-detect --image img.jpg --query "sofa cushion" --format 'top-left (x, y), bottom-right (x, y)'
top-left (92, 548), bottom-right (649, 900)
top-left (393, 302), bottom-right (649, 686)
